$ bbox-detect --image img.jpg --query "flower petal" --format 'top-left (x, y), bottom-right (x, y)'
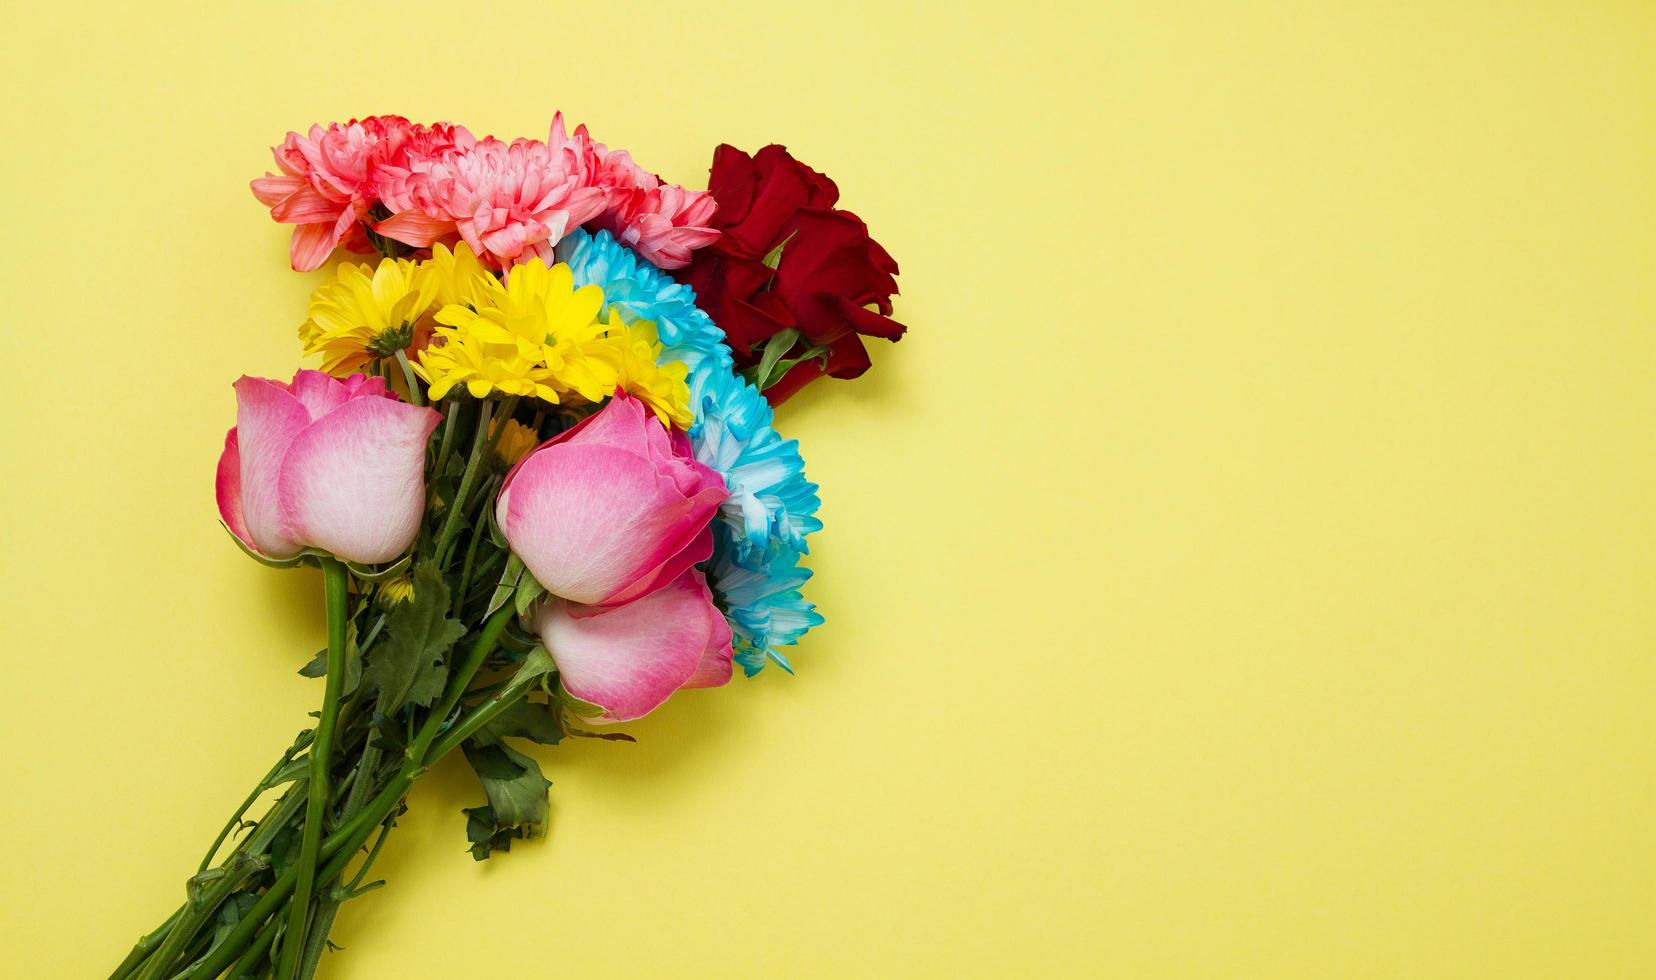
top-left (251, 175), bottom-right (305, 208)
top-left (375, 210), bottom-right (456, 248)
top-left (682, 576), bottom-right (734, 689)
top-left (215, 427), bottom-right (251, 548)
top-left (535, 571), bottom-right (719, 722)
top-left (232, 376), bottom-right (311, 558)
top-left (276, 396), bottom-right (440, 564)
top-left (290, 222), bottom-right (338, 272)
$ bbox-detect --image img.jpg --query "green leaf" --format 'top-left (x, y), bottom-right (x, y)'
top-left (555, 680), bottom-right (607, 720)
top-left (270, 824), bottom-right (300, 879)
top-left (268, 756), bottom-right (309, 786)
top-left (745, 328), bottom-right (800, 392)
top-left (760, 229), bottom-right (797, 270)
top-left (486, 554), bottom-right (525, 619)
top-left (210, 893), bottom-right (260, 952)
top-left (756, 345), bottom-right (831, 392)
top-left (344, 553), bottom-right (411, 583)
top-left (513, 565), bottom-right (547, 618)
top-left (220, 522), bottom-right (311, 569)
top-left (364, 563), bottom-right (464, 714)
top-left (460, 739), bottom-right (552, 860)
top-left (295, 623), bottom-right (362, 697)
top-left (463, 805), bottom-right (524, 861)
top-left (476, 698), bottom-right (564, 746)
top-left (369, 713), bottom-right (408, 755)
top-left (465, 742), bottom-right (528, 780)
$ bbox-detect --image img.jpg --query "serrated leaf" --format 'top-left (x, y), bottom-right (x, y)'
top-left (464, 742), bottom-right (529, 780)
top-left (461, 739), bottom-right (551, 854)
top-left (463, 805), bottom-right (525, 861)
top-left (476, 698), bottom-right (564, 746)
top-left (364, 563), bottom-right (463, 714)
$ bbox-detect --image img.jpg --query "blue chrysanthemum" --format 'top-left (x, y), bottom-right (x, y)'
top-left (708, 525), bottom-right (825, 676)
top-left (557, 229), bottom-right (823, 673)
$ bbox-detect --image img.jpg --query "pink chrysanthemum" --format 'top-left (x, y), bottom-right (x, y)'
top-left (374, 127), bottom-right (605, 269)
top-left (250, 116), bottom-right (469, 271)
top-left (595, 181), bottom-right (721, 270)
top-left (555, 114), bottom-right (720, 270)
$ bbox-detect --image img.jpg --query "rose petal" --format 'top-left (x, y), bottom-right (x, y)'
top-left (232, 376), bottom-right (311, 558)
top-left (535, 571), bottom-right (719, 722)
top-left (276, 396), bottom-right (440, 564)
top-left (215, 428), bottom-right (251, 548)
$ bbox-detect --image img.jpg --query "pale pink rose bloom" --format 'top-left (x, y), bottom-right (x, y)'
top-left (250, 117), bottom-right (469, 272)
top-left (216, 370), bottom-right (441, 564)
top-left (536, 569), bottom-right (734, 722)
top-left (375, 131), bottom-right (606, 269)
top-left (496, 391), bottom-right (727, 608)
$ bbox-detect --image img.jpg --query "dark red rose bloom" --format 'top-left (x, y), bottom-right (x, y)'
top-left (677, 144), bottom-right (904, 404)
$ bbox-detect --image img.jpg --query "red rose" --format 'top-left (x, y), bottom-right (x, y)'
top-left (677, 145), bottom-right (904, 404)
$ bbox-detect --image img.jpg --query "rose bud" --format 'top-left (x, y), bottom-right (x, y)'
top-left (216, 370), bottom-right (441, 564)
top-left (496, 390), bottom-right (727, 607)
top-left (535, 569), bottom-right (734, 722)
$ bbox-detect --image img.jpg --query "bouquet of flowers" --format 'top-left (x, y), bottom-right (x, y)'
top-left (110, 114), bottom-right (904, 980)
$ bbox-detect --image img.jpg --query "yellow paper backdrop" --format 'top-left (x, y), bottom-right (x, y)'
top-left (2, 1), bottom-right (1653, 976)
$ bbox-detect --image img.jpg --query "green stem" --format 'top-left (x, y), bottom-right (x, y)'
top-left (393, 350), bottom-right (425, 407)
top-left (197, 742), bottom-right (303, 875)
top-left (136, 852), bottom-right (262, 980)
top-left (431, 399), bottom-right (461, 486)
top-left (407, 602), bottom-right (517, 766)
top-left (227, 915), bottom-right (280, 979)
top-left (453, 512), bottom-right (488, 618)
top-left (108, 907), bottom-right (183, 980)
top-left (114, 784), bottom-right (308, 980)
top-left (427, 663), bottom-right (545, 762)
top-left (294, 733), bottom-right (385, 980)
top-left (435, 400), bottom-right (492, 567)
top-left (484, 396), bottom-right (520, 458)
top-left (181, 605), bottom-right (521, 980)
top-left (274, 558), bottom-right (351, 980)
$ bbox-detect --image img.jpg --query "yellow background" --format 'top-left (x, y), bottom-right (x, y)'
top-left (2, 1), bottom-right (1653, 976)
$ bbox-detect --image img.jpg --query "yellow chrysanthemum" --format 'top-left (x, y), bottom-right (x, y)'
top-left (411, 316), bottom-right (560, 401)
top-left (424, 242), bottom-right (495, 311)
top-left (491, 417), bottom-right (540, 466)
top-left (416, 258), bottom-right (613, 405)
top-left (590, 313), bottom-right (694, 429)
top-left (300, 257), bottom-right (438, 376)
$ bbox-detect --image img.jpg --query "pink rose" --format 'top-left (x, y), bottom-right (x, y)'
top-left (536, 569), bottom-right (734, 722)
top-left (496, 391), bottom-right (727, 607)
top-left (216, 370), bottom-right (441, 564)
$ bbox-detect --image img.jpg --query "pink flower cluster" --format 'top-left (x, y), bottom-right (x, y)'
top-left (251, 114), bottom-right (719, 272)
